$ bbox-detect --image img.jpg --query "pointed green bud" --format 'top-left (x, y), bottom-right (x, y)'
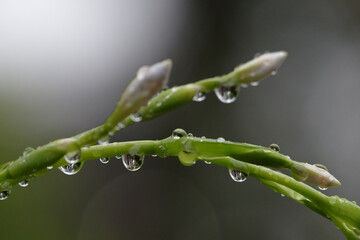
top-left (233, 51), bottom-right (287, 84)
top-left (291, 163), bottom-right (341, 188)
top-left (118, 59), bottom-right (172, 112)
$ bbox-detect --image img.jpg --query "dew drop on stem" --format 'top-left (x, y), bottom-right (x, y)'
top-left (270, 143), bottom-right (280, 152)
top-left (178, 151), bottom-right (197, 166)
top-left (64, 149), bottom-right (81, 164)
top-left (130, 113), bottom-right (142, 122)
top-left (59, 162), bottom-right (83, 176)
top-left (100, 157), bottom-right (110, 164)
top-left (250, 82), bottom-right (259, 87)
top-left (98, 136), bottom-right (110, 145)
top-left (192, 91), bottom-right (206, 102)
top-left (214, 85), bottom-right (240, 103)
top-left (18, 180), bottom-right (29, 187)
top-left (318, 187), bottom-right (328, 191)
top-left (122, 154), bottom-right (144, 171)
top-left (217, 137), bottom-right (225, 143)
top-left (229, 169), bottom-right (248, 182)
top-left (0, 191), bottom-right (10, 200)
top-left (172, 128), bottom-right (187, 139)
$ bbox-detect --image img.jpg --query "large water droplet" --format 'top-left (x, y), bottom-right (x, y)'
top-left (215, 85), bottom-right (240, 103)
top-left (64, 150), bottom-right (81, 164)
top-left (130, 113), bottom-right (142, 122)
top-left (18, 180), bottom-right (29, 187)
top-left (0, 191), bottom-right (10, 200)
top-left (59, 162), bottom-right (83, 176)
top-left (269, 143), bottom-right (280, 152)
top-left (193, 92), bottom-right (206, 102)
top-left (229, 169), bottom-right (248, 182)
top-left (122, 154), bottom-right (144, 171)
top-left (217, 137), bottom-right (225, 143)
top-left (172, 128), bottom-right (187, 139)
top-left (178, 151), bottom-right (197, 166)
top-left (99, 157), bottom-right (110, 164)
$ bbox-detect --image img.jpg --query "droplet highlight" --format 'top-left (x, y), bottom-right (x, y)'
top-left (270, 143), bottom-right (280, 152)
top-left (172, 128), bottom-right (187, 139)
top-left (64, 150), bottom-right (81, 164)
top-left (250, 82), bottom-right (259, 87)
top-left (18, 180), bottom-right (29, 187)
top-left (0, 191), bottom-right (9, 200)
top-left (130, 113), bottom-right (142, 122)
top-left (100, 157), bottom-right (110, 164)
top-left (229, 169), bottom-right (248, 182)
top-left (217, 137), bottom-right (225, 143)
top-left (318, 187), bottom-right (328, 191)
top-left (178, 151), bottom-right (197, 166)
top-left (58, 162), bottom-right (83, 176)
top-left (122, 154), bottom-right (144, 171)
top-left (193, 92), bottom-right (206, 102)
top-left (215, 85), bottom-right (240, 103)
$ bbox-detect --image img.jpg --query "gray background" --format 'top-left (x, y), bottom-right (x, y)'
top-left (0, 0), bottom-right (359, 239)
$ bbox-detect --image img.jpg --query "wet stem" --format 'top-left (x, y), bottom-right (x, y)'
top-left (0, 52), bottom-right (359, 239)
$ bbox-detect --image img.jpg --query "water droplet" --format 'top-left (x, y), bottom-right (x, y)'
top-left (64, 150), bottom-right (81, 164)
top-left (100, 157), bottom-right (110, 164)
top-left (115, 122), bottom-right (125, 131)
top-left (229, 169), bottom-right (247, 182)
top-left (122, 154), bottom-right (144, 171)
top-left (193, 92), bottom-right (206, 102)
top-left (240, 83), bottom-right (248, 88)
top-left (328, 197), bottom-right (337, 205)
top-left (130, 113), bottom-right (142, 122)
top-left (109, 131), bottom-right (115, 136)
top-left (269, 143), bottom-right (280, 152)
top-left (172, 128), bottom-right (187, 139)
top-left (22, 147), bottom-right (34, 157)
top-left (47, 165), bottom-right (53, 170)
top-left (178, 151), bottom-right (197, 166)
top-left (115, 156), bottom-right (122, 159)
top-left (152, 154), bottom-right (157, 157)
top-left (271, 70), bottom-right (277, 76)
top-left (250, 82), bottom-right (259, 87)
top-left (187, 133), bottom-right (193, 137)
top-left (0, 191), bottom-right (9, 200)
top-left (214, 85), bottom-right (240, 103)
top-left (318, 187), bottom-right (327, 191)
top-left (217, 137), bottom-right (225, 143)
top-left (204, 161), bottom-right (212, 165)
top-left (98, 136), bottom-right (110, 145)
top-left (58, 162), bottom-right (83, 176)
top-left (314, 164), bottom-right (328, 172)
top-left (280, 194), bottom-right (285, 197)
top-left (18, 180), bottom-right (29, 187)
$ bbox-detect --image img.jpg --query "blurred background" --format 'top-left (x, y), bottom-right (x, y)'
top-left (0, 0), bottom-right (359, 239)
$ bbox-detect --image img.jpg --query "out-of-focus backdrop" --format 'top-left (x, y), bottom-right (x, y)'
top-left (0, 1), bottom-right (359, 239)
